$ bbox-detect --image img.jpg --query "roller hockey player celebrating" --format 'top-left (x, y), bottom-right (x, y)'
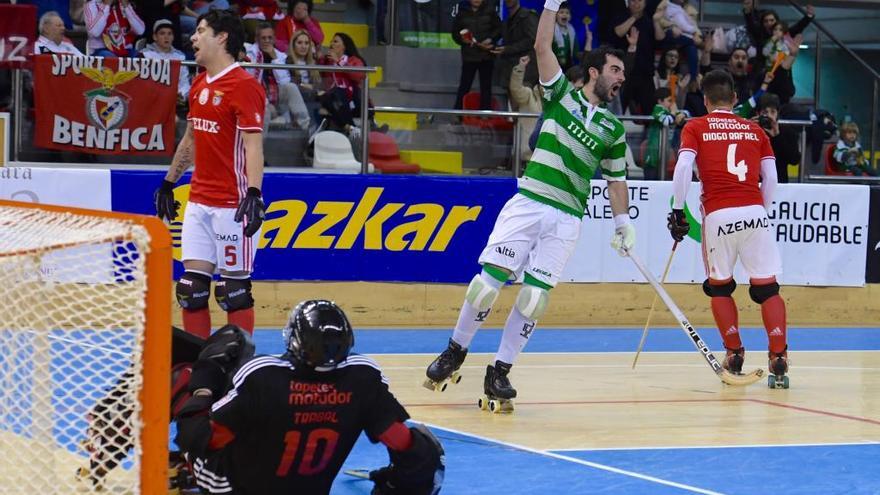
top-left (175, 300), bottom-right (445, 494)
top-left (154, 9), bottom-right (266, 338)
top-left (667, 70), bottom-right (790, 389)
top-left (424, 3), bottom-right (633, 413)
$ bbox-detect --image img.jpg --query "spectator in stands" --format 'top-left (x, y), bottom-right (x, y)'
top-left (834, 122), bottom-right (876, 176)
top-left (376, 0), bottom-right (388, 45)
top-left (142, 19), bottom-right (190, 102)
top-left (643, 86), bottom-right (687, 180)
top-left (239, 0), bottom-right (284, 42)
top-left (742, 0), bottom-right (814, 69)
top-left (654, 0), bottom-right (700, 83)
top-left (318, 32), bottom-right (368, 139)
top-left (452, 0), bottom-right (501, 111)
top-left (492, 0), bottom-right (538, 89)
top-left (247, 22), bottom-right (311, 130)
top-left (35, 10), bottom-right (84, 54)
top-left (287, 29), bottom-right (323, 131)
top-left (653, 48), bottom-right (689, 106)
top-left (85, 0), bottom-right (145, 57)
top-left (275, 0), bottom-right (323, 52)
top-left (757, 92), bottom-right (799, 183)
top-left (551, 2), bottom-right (578, 71)
top-left (509, 54), bottom-right (540, 163)
top-left (180, 0), bottom-right (229, 37)
top-left (764, 31), bottom-right (801, 105)
top-left (613, 0), bottom-right (661, 115)
top-left (726, 47), bottom-right (755, 106)
top-left (682, 35), bottom-right (715, 117)
top-left (761, 21), bottom-right (789, 72)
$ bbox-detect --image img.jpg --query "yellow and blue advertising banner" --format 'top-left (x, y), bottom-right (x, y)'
top-left (111, 171), bottom-right (516, 282)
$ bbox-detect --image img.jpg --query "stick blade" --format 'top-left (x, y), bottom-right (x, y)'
top-left (719, 368), bottom-right (764, 386)
top-left (343, 468), bottom-right (371, 480)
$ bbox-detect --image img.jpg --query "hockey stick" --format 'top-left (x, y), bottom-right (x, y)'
top-left (343, 468), bottom-right (371, 480)
top-left (627, 250), bottom-right (764, 386)
top-left (632, 241), bottom-right (678, 369)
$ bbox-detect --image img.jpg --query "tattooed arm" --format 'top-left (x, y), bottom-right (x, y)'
top-left (165, 122), bottom-right (195, 183)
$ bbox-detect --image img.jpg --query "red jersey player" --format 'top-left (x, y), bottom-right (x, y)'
top-left (155, 9), bottom-right (267, 338)
top-left (667, 70), bottom-right (790, 388)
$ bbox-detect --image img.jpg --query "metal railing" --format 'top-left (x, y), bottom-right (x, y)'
top-left (5, 57), bottom-right (827, 181)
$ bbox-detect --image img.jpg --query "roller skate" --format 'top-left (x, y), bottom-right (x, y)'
top-left (723, 347), bottom-right (745, 374)
top-left (767, 348), bottom-right (789, 389)
top-left (478, 361), bottom-right (516, 414)
top-left (423, 338), bottom-right (468, 392)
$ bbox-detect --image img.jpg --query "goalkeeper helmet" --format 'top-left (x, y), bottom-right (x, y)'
top-left (283, 300), bottom-right (354, 369)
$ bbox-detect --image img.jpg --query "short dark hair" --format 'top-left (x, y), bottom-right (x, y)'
top-left (759, 92), bottom-right (780, 111)
top-left (558, 1), bottom-right (571, 11)
top-left (654, 87), bottom-right (672, 102)
top-left (582, 46), bottom-right (626, 84)
top-left (197, 9), bottom-right (245, 58)
top-left (701, 69), bottom-right (736, 105)
top-left (255, 21), bottom-right (274, 36)
top-left (729, 47), bottom-right (748, 58)
top-left (288, 0), bottom-right (313, 15)
top-left (565, 65), bottom-right (585, 84)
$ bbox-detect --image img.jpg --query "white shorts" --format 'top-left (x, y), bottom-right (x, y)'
top-left (478, 194), bottom-right (581, 287)
top-left (181, 201), bottom-right (261, 273)
top-left (702, 204), bottom-right (782, 281)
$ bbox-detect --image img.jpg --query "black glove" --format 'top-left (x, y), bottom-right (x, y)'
top-left (154, 180), bottom-right (180, 222)
top-left (667, 209), bottom-right (689, 242)
top-left (370, 424), bottom-right (444, 495)
top-left (234, 187), bottom-right (264, 238)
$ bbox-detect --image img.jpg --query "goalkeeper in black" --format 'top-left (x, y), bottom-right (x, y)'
top-left (175, 300), bottom-right (445, 495)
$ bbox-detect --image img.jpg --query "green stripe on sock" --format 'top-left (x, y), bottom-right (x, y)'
top-left (481, 264), bottom-right (509, 283)
top-left (523, 273), bottom-right (553, 290)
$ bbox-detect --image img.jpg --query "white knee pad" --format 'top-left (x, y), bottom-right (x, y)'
top-left (465, 274), bottom-right (500, 311)
top-left (515, 284), bottom-right (549, 320)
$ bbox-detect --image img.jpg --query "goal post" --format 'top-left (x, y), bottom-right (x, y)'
top-left (0, 199), bottom-right (171, 494)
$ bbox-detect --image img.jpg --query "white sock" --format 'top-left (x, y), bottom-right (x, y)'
top-left (495, 306), bottom-right (537, 365)
top-left (451, 271), bottom-right (504, 348)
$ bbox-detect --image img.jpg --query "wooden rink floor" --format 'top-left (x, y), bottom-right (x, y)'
top-left (277, 327), bottom-right (880, 495)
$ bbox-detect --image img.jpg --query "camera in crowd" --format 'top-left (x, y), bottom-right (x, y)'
top-left (759, 114), bottom-right (773, 131)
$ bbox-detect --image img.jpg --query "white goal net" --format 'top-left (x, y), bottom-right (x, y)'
top-left (0, 202), bottom-right (170, 494)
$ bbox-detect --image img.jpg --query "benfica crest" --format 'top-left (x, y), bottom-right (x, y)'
top-left (80, 67), bottom-right (138, 130)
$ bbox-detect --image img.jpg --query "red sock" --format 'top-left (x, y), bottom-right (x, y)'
top-left (182, 308), bottom-right (211, 339)
top-left (711, 296), bottom-right (741, 350)
top-left (761, 295), bottom-right (787, 354)
top-left (228, 308), bottom-right (254, 334)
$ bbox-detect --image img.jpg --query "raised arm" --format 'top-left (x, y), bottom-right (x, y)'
top-left (535, 0), bottom-right (562, 83)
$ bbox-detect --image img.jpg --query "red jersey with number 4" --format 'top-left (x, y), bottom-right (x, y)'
top-left (679, 110), bottom-right (774, 215)
top-left (187, 63), bottom-right (265, 208)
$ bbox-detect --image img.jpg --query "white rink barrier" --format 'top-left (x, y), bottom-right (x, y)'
top-left (562, 181), bottom-right (870, 287)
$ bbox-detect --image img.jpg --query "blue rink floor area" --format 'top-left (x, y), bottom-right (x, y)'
top-left (281, 326), bottom-right (880, 495)
top-left (332, 429), bottom-right (880, 495)
top-left (252, 326), bottom-right (880, 355)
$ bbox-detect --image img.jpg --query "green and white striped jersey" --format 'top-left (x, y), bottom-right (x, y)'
top-left (518, 70), bottom-right (627, 218)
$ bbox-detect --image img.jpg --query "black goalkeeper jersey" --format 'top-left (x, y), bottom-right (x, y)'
top-left (193, 353), bottom-right (409, 494)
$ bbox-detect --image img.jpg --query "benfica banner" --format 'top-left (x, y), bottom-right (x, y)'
top-left (0, 5), bottom-right (37, 68)
top-left (34, 54), bottom-right (179, 156)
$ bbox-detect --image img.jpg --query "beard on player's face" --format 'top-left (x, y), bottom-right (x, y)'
top-left (593, 74), bottom-right (616, 103)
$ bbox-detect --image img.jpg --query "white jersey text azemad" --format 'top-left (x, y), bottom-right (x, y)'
top-left (519, 69), bottom-right (627, 218)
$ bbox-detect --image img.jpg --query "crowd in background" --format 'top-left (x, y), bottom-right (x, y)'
top-left (3, 0), bottom-right (875, 177)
